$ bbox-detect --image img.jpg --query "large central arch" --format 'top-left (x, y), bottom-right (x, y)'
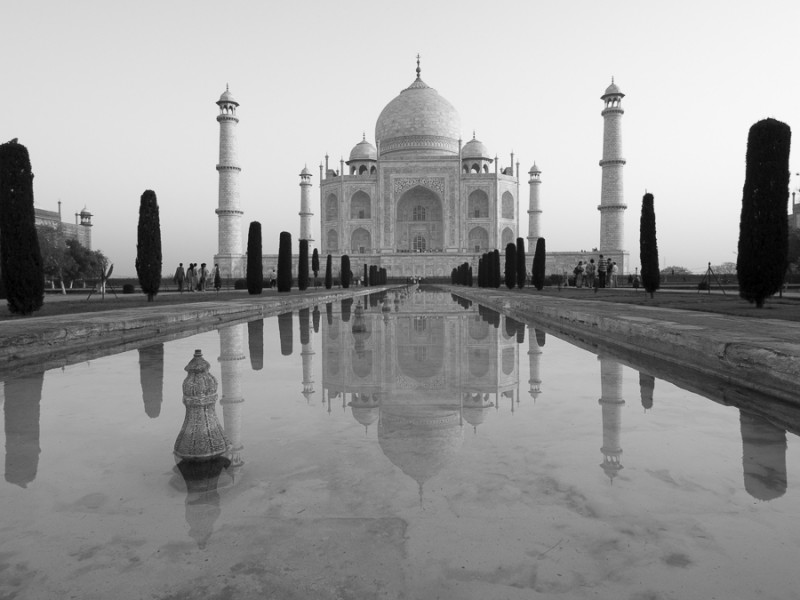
top-left (396, 185), bottom-right (443, 252)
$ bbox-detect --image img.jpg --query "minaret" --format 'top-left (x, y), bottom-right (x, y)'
top-left (598, 356), bottom-right (625, 482)
top-left (299, 166), bottom-right (314, 246)
top-left (527, 163), bottom-right (542, 251)
top-left (214, 85), bottom-right (244, 279)
top-left (598, 78), bottom-right (627, 254)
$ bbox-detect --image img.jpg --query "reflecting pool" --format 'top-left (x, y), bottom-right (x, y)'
top-left (2, 288), bottom-right (799, 599)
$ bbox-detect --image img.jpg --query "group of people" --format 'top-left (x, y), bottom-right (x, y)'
top-left (173, 262), bottom-right (220, 292)
top-left (572, 255), bottom-right (619, 289)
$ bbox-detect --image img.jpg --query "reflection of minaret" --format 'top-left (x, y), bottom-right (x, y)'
top-left (527, 326), bottom-right (543, 401)
top-left (740, 410), bottom-right (787, 501)
top-left (4, 372), bottom-right (43, 487)
top-left (299, 309), bottom-right (315, 401)
top-left (173, 456), bottom-right (231, 549)
top-left (639, 372), bottom-right (654, 411)
top-left (598, 357), bottom-right (625, 482)
top-left (138, 343), bottom-right (164, 418)
top-left (218, 324), bottom-right (246, 472)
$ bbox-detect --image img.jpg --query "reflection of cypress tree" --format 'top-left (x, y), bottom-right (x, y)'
top-left (278, 312), bottom-right (293, 356)
top-left (326, 302), bottom-right (333, 326)
top-left (299, 308), bottom-right (310, 345)
top-left (535, 328), bottom-right (546, 347)
top-left (341, 298), bottom-right (353, 323)
top-left (740, 410), bottom-right (787, 501)
top-left (515, 321), bottom-right (525, 345)
top-left (247, 319), bottom-right (264, 370)
top-left (639, 372), bottom-right (654, 411)
top-left (4, 372), bottom-right (44, 487)
top-left (312, 305), bottom-right (321, 333)
top-left (138, 343), bottom-right (164, 418)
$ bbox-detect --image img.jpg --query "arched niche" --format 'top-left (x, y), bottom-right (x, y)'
top-left (352, 350), bottom-right (373, 378)
top-left (468, 226), bottom-right (489, 253)
top-left (396, 185), bottom-right (443, 252)
top-left (326, 229), bottom-right (338, 252)
top-left (501, 227), bottom-right (514, 248)
top-left (326, 194), bottom-right (338, 220)
top-left (350, 190), bottom-right (371, 219)
top-left (468, 348), bottom-right (490, 378)
top-left (468, 189), bottom-right (489, 218)
top-left (502, 347), bottom-right (515, 375)
top-left (351, 227), bottom-right (371, 254)
top-left (468, 315), bottom-right (489, 340)
top-left (396, 316), bottom-right (444, 379)
top-left (501, 191), bottom-right (514, 219)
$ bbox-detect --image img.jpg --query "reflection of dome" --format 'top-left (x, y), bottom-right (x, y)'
top-left (462, 394), bottom-right (493, 433)
top-left (378, 407), bottom-right (463, 496)
top-left (349, 135), bottom-right (377, 161)
top-left (375, 62), bottom-right (460, 158)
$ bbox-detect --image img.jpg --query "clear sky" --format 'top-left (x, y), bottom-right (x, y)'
top-left (3, 0), bottom-right (798, 276)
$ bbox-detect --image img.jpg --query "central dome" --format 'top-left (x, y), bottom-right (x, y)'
top-left (375, 65), bottom-right (461, 158)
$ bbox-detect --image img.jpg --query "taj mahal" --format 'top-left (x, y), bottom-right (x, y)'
top-left (213, 58), bottom-right (628, 280)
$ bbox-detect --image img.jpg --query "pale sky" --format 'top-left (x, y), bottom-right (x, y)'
top-left (3, 0), bottom-right (798, 276)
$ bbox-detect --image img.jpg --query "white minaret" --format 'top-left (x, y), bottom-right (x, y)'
top-left (598, 357), bottom-right (625, 482)
top-left (527, 163), bottom-right (542, 251)
top-left (214, 85), bottom-right (244, 278)
top-left (598, 79), bottom-right (626, 254)
top-left (299, 166), bottom-right (314, 246)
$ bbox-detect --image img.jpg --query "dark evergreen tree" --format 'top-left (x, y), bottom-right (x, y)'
top-left (364, 263), bottom-right (369, 286)
top-left (532, 237), bottom-right (546, 290)
top-left (504, 243), bottom-right (517, 289)
top-left (639, 193), bottom-right (660, 298)
top-left (298, 239), bottom-right (309, 291)
top-left (737, 118), bottom-right (792, 307)
top-left (516, 237), bottom-right (526, 289)
top-left (324, 254), bottom-right (332, 289)
top-left (492, 250), bottom-right (501, 288)
top-left (341, 255), bottom-right (351, 288)
top-left (277, 231), bottom-right (292, 292)
top-left (246, 221), bottom-right (263, 295)
top-left (0, 140), bottom-right (44, 314)
top-left (451, 268), bottom-right (458, 284)
top-left (135, 189), bottom-right (162, 302)
top-left (311, 248), bottom-right (320, 286)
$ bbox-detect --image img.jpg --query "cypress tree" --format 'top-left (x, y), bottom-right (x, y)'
top-left (516, 237), bottom-right (526, 289)
top-left (277, 231), bottom-right (292, 292)
top-left (324, 254), bottom-right (332, 289)
top-left (532, 237), bottom-right (546, 290)
top-left (246, 221), bottom-right (263, 295)
top-left (364, 263), bottom-right (369, 286)
top-left (341, 254), bottom-right (351, 288)
top-left (504, 243), bottom-right (517, 289)
top-left (298, 239), bottom-right (309, 291)
top-left (311, 248), bottom-right (320, 286)
top-left (0, 140), bottom-right (44, 314)
top-left (737, 118), bottom-right (792, 307)
top-left (492, 250), bottom-right (501, 288)
top-left (135, 189), bottom-right (162, 302)
top-left (640, 193), bottom-right (660, 298)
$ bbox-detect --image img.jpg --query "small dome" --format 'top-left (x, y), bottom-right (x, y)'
top-left (602, 79), bottom-right (624, 99)
top-left (528, 162), bottom-right (541, 174)
top-left (80, 206), bottom-right (92, 215)
top-left (217, 85), bottom-right (239, 106)
top-left (349, 135), bottom-right (377, 162)
top-left (462, 134), bottom-right (490, 160)
top-left (300, 165), bottom-right (311, 176)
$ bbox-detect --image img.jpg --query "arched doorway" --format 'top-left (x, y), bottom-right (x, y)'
top-left (396, 186), bottom-right (443, 252)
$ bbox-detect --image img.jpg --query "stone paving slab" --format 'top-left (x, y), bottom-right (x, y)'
top-left (449, 287), bottom-right (800, 407)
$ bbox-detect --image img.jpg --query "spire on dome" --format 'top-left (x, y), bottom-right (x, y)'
top-left (416, 53), bottom-right (421, 80)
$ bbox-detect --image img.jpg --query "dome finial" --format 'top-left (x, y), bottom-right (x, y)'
top-left (416, 53), bottom-right (421, 79)
top-left (472, 130), bottom-right (476, 140)
top-left (226, 83), bottom-right (229, 91)
top-left (362, 132), bottom-right (366, 141)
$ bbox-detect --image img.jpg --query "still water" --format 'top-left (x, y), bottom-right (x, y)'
top-left (1, 288), bottom-right (799, 600)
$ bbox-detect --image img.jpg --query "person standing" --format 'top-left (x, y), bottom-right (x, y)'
top-left (610, 261), bottom-right (618, 288)
top-left (585, 259), bottom-right (596, 289)
top-left (187, 263), bottom-right (197, 292)
top-left (598, 254), bottom-right (607, 288)
top-left (199, 263), bottom-right (209, 291)
top-left (173, 263), bottom-right (185, 292)
top-left (213, 263), bottom-right (221, 292)
top-left (574, 260), bottom-right (584, 288)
